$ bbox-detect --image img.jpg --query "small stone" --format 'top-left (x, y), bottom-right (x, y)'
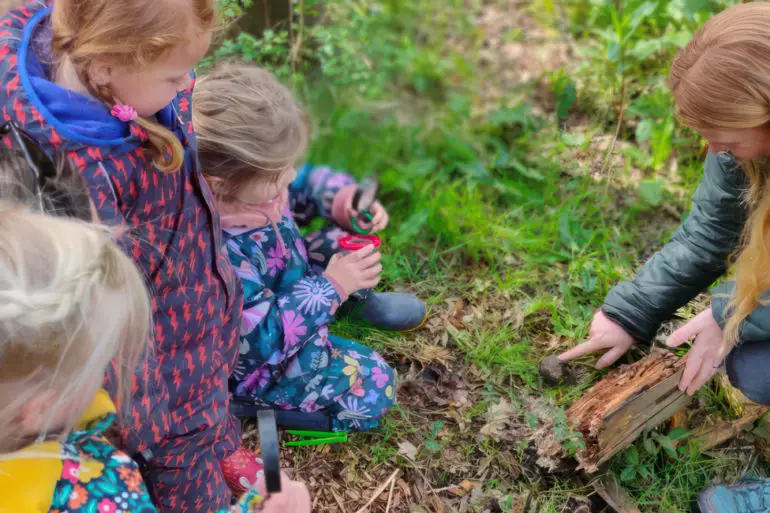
top-left (539, 355), bottom-right (570, 385)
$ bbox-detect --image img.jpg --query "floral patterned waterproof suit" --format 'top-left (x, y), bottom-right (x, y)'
top-left (226, 164), bottom-right (396, 431)
top-left (0, 390), bottom-right (262, 513)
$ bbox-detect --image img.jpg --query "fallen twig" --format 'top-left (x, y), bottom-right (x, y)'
top-left (330, 487), bottom-right (349, 513)
top-left (691, 407), bottom-right (768, 452)
top-left (600, 81), bottom-right (627, 181)
top-left (385, 474), bottom-right (397, 513)
top-left (353, 469), bottom-right (400, 513)
top-left (592, 475), bottom-right (641, 513)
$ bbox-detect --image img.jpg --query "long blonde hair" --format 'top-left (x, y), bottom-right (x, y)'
top-left (668, 2), bottom-right (770, 349)
top-left (50, 0), bottom-right (217, 172)
top-left (0, 205), bottom-right (150, 454)
top-left (193, 62), bottom-right (309, 201)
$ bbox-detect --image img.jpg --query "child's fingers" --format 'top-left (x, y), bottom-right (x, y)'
top-left (371, 209), bottom-right (385, 225)
top-left (357, 250), bottom-right (382, 268)
top-left (352, 245), bottom-right (376, 259)
top-left (361, 263), bottom-right (383, 279)
top-left (360, 276), bottom-right (381, 289)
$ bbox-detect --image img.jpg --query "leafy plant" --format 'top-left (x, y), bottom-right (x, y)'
top-left (423, 421), bottom-right (445, 453)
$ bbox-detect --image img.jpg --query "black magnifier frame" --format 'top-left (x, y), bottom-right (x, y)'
top-left (257, 410), bottom-right (282, 496)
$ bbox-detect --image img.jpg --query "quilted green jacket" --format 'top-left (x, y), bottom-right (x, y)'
top-left (603, 151), bottom-right (770, 343)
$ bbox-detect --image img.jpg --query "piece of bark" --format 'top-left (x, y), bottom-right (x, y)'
top-left (567, 349), bottom-right (691, 472)
top-left (691, 406), bottom-right (768, 452)
top-left (592, 476), bottom-right (641, 513)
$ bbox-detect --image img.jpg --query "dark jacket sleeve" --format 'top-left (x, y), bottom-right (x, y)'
top-left (712, 281), bottom-right (770, 343)
top-left (602, 151), bottom-right (747, 341)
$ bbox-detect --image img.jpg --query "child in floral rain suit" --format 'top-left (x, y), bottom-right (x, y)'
top-left (193, 63), bottom-right (413, 431)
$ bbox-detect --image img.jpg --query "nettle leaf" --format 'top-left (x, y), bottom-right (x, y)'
top-left (620, 466), bottom-right (637, 482)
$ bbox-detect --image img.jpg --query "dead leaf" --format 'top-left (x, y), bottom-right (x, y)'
top-left (479, 398), bottom-right (528, 443)
top-left (398, 441), bottom-right (419, 460)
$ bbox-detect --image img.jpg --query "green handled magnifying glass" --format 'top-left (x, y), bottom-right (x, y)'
top-left (350, 178), bottom-right (379, 235)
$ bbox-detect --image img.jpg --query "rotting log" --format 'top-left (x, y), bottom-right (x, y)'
top-left (566, 349), bottom-right (691, 472)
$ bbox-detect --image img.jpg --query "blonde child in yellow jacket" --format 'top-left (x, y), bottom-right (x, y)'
top-left (0, 178), bottom-right (309, 513)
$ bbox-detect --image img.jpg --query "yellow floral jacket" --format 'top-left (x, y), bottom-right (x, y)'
top-left (0, 391), bottom-right (262, 513)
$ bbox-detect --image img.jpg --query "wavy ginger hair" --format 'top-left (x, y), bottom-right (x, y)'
top-left (50, 0), bottom-right (217, 172)
top-left (668, 2), bottom-right (770, 350)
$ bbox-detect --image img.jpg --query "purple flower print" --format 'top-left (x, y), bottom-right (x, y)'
top-left (307, 237), bottom-right (326, 265)
top-left (347, 350), bottom-right (364, 360)
top-left (266, 245), bottom-right (286, 276)
top-left (282, 310), bottom-right (307, 347)
top-left (369, 352), bottom-right (388, 369)
top-left (300, 398), bottom-right (319, 412)
top-left (364, 389), bottom-right (379, 405)
top-left (372, 367), bottom-right (390, 388)
top-left (325, 173), bottom-right (354, 190)
top-left (242, 367), bottom-right (270, 393)
top-left (296, 278), bottom-right (335, 315)
top-left (308, 167), bottom-right (333, 188)
top-left (295, 237), bottom-right (308, 263)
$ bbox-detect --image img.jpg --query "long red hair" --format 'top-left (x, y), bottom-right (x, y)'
top-left (51, 0), bottom-right (217, 172)
top-left (668, 2), bottom-right (770, 350)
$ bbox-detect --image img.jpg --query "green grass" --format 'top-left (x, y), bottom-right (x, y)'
top-left (216, 0), bottom-right (770, 511)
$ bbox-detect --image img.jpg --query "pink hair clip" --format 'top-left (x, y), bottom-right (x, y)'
top-left (110, 104), bottom-right (138, 123)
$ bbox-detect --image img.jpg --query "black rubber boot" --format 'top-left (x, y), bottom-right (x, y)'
top-left (346, 290), bottom-right (427, 332)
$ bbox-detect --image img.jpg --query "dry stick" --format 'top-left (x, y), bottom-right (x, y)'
top-left (353, 469), bottom-right (401, 513)
top-left (263, 0), bottom-right (270, 28)
top-left (330, 487), bottom-right (350, 513)
top-left (385, 475), bottom-right (397, 513)
top-left (290, 0), bottom-right (306, 73)
top-left (396, 454), bottom-right (438, 495)
top-left (600, 81), bottom-right (627, 181)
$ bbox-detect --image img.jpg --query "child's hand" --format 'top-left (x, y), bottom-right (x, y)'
top-left (255, 473), bottom-right (311, 513)
top-left (343, 196), bottom-right (389, 233)
top-left (667, 308), bottom-right (724, 395)
top-left (325, 245), bottom-right (382, 297)
top-left (558, 310), bottom-right (635, 369)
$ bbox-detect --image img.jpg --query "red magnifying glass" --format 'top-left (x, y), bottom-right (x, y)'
top-left (338, 234), bottom-right (382, 252)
